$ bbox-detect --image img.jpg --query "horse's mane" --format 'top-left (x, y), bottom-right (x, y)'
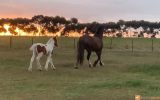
top-left (46, 38), bottom-right (53, 44)
top-left (94, 25), bottom-right (105, 38)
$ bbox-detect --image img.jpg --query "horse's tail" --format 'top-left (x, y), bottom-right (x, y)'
top-left (76, 40), bottom-right (84, 65)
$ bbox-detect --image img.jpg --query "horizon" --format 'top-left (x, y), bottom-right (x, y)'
top-left (1, 0), bottom-right (160, 23)
top-left (1, 15), bottom-right (160, 24)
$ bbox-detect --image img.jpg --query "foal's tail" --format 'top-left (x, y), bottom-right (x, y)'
top-left (76, 40), bottom-right (84, 65)
top-left (29, 44), bottom-right (36, 51)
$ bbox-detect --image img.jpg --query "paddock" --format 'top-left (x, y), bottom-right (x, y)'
top-left (0, 37), bottom-right (160, 100)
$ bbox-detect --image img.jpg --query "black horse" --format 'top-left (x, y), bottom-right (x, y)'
top-left (75, 25), bottom-right (105, 68)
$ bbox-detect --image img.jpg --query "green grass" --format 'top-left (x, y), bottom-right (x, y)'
top-left (0, 37), bottom-right (160, 100)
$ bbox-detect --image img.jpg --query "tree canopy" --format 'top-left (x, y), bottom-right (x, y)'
top-left (1, 15), bottom-right (160, 35)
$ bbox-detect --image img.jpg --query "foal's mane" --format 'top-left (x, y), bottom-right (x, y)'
top-left (46, 38), bottom-right (54, 44)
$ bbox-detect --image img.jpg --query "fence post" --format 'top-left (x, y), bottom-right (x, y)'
top-left (110, 38), bottom-right (113, 49)
top-left (152, 38), bottom-right (154, 52)
top-left (10, 36), bottom-right (12, 48)
top-left (31, 37), bottom-right (34, 45)
top-left (132, 38), bottom-right (133, 53)
top-left (74, 38), bottom-right (76, 49)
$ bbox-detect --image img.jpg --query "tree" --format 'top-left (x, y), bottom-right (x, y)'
top-left (0, 26), bottom-right (6, 33)
top-left (70, 18), bottom-right (78, 24)
top-left (31, 15), bottom-right (44, 24)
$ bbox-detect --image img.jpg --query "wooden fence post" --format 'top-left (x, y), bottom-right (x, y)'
top-left (110, 38), bottom-right (113, 49)
top-left (10, 36), bottom-right (12, 48)
top-left (152, 38), bottom-right (154, 52)
top-left (31, 37), bottom-right (34, 45)
top-left (132, 38), bottom-right (134, 52)
top-left (74, 38), bottom-right (76, 49)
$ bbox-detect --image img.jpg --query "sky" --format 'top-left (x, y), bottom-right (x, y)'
top-left (0, 0), bottom-right (160, 23)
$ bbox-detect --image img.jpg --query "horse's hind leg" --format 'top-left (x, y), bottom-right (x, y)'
top-left (87, 50), bottom-right (92, 67)
top-left (99, 59), bottom-right (104, 66)
top-left (28, 53), bottom-right (35, 71)
top-left (93, 51), bottom-right (101, 67)
top-left (99, 51), bottom-right (104, 66)
top-left (36, 52), bottom-right (43, 71)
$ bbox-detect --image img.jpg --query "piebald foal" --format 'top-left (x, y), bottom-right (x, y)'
top-left (28, 37), bottom-right (58, 71)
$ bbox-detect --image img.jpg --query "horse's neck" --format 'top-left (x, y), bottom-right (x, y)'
top-left (47, 39), bottom-right (52, 44)
top-left (46, 41), bottom-right (54, 50)
top-left (94, 26), bottom-right (104, 40)
top-left (94, 34), bottom-right (103, 40)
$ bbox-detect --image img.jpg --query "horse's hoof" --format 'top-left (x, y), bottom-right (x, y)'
top-left (28, 68), bottom-right (32, 72)
top-left (89, 64), bottom-right (92, 68)
top-left (52, 67), bottom-right (56, 70)
top-left (51, 65), bottom-right (56, 70)
top-left (100, 62), bottom-right (104, 66)
top-left (38, 69), bottom-right (42, 71)
top-left (44, 68), bottom-right (48, 71)
top-left (74, 66), bottom-right (78, 69)
top-left (38, 68), bottom-right (43, 71)
top-left (93, 64), bottom-right (97, 67)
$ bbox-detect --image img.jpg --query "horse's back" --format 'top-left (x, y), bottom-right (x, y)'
top-left (29, 43), bottom-right (45, 51)
top-left (78, 35), bottom-right (103, 51)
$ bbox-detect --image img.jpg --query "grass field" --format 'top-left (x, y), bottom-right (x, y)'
top-left (0, 37), bottom-right (160, 100)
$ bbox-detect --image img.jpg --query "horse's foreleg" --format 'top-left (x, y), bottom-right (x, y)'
top-left (99, 60), bottom-right (104, 66)
top-left (99, 51), bottom-right (104, 66)
top-left (87, 51), bottom-right (92, 67)
top-left (36, 53), bottom-right (43, 71)
top-left (28, 55), bottom-right (35, 71)
top-left (93, 59), bottom-right (99, 67)
top-left (49, 57), bottom-right (56, 70)
top-left (45, 54), bottom-right (51, 71)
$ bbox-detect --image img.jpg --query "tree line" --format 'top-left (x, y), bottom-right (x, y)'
top-left (0, 15), bottom-right (160, 35)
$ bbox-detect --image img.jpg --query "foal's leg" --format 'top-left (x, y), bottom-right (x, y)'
top-left (93, 51), bottom-right (101, 67)
top-left (36, 52), bottom-right (43, 71)
top-left (49, 57), bottom-right (56, 70)
top-left (45, 53), bottom-right (51, 71)
top-left (28, 52), bottom-right (35, 71)
top-left (87, 50), bottom-right (92, 67)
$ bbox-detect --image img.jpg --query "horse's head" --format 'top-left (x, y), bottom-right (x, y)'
top-left (53, 36), bottom-right (58, 47)
top-left (94, 25), bottom-right (105, 39)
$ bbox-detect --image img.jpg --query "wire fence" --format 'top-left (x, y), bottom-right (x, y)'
top-left (105, 38), bottom-right (160, 52)
top-left (0, 36), bottom-right (160, 52)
